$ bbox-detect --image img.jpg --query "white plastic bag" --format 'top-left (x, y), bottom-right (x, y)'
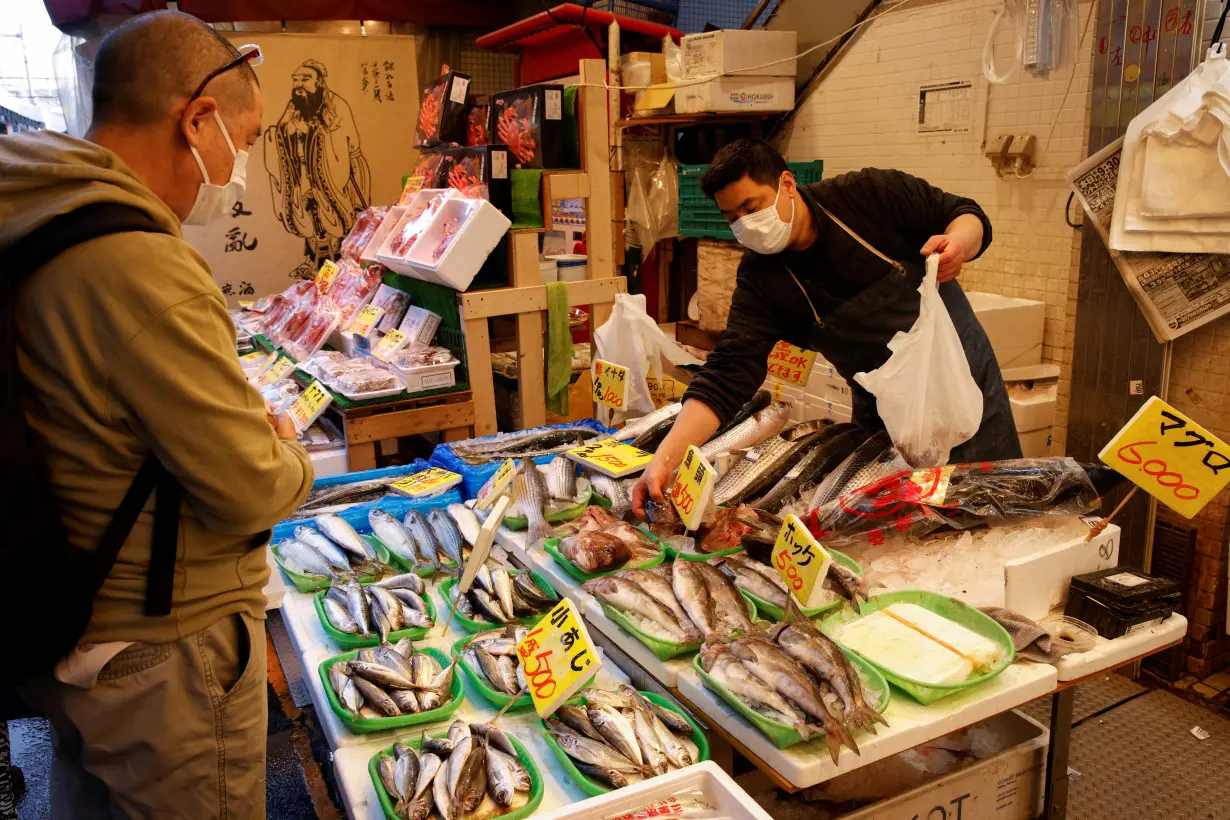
top-left (594, 293), bottom-right (704, 415)
top-left (854, 255), bottom-right (983, 468)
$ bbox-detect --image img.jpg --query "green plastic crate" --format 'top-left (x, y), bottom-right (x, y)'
top-left (678, 160), bottom-right (824, 241)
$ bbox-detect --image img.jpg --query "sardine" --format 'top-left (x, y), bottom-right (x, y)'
top-left (404, 510), bottom-right (442, 571)
top-left (315, 513), bottom-right (371, 560)
top-left (562, 531), bottom-right (630, 574)
top-left (699, 402), bottom-right (791, 464)
top-left (350, 675), bottom-right (401, 717)
top-left (292, 527), bottom-right (352, 571)
top-left (373, 644), bottom-right (415, 682)
top-left (588, 705), bottom-right (643, 765)
top-left (370, 585), bottom-right (407, 632)
top-left (323, 597), bottom-right (360, 634)
top-left (390, 587), bottom-right (428, 612)
top-left (400, 605), bottom-right (434, 630)
top-left (369, 508), bottom-right (418, 564)
top-left (699, 642), bottom-right (810, 740)
top-left (276, 538), bottom-right (334, 577)
top-left (547, 730), bottom-right (647, 774)
top-left (583, 575), bottom-right (690, 643)
top-left (617, 402), bottom-right (682, 442)
top-left (546, 455), bottom-right (578, 500)
top-left (650, 709), bottom-right (693, 769)
top-left (516, 458), bottom-right (552, 542)
top-left (429, 508), bottom-right (466, 569)
top-left (375, 572), bottom-right (426, 595)
top-left (369, 594), bottom-right (393, 642)
top-left (588, 473), bottom-right (633, 517)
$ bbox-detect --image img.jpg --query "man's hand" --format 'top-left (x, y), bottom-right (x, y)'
top-left (920, 234), bottom-right (966, 282)
top-left (266, 401), bottom-right (299, 441)
top-left (631, 451), bottom-right (681, 519)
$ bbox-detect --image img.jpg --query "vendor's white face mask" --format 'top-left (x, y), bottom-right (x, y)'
top-left (731, 181), bottom-right (794, 255)
top-left (183, 111), bottom-right (248, 226)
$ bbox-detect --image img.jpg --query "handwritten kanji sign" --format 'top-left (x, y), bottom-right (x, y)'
top-left (315, 259), bottom-right (341, 293)
top-left (592, 359), bottom-right (629, 410)
top-left (1099, 396), bottom-right (1230, 518)
top-left (372, 329), bottom-right (409, 363)
top-left (772, 514), bottom-right (833, 608)
top-left (475, 459), bottom-right (518, 510)
top-left (347, 304), bottom-right (385, 339)
top-left (515, 597), bottom-right (601, 718)
top-left (670, 445), bottom-right (716, 531)
top-left (766, 341), bottom-right (816, 386)
top-left (286, 380), bottom-right (333, 433)
top-left (566, 438), bottom-right (653, 478)
top-left (389, 467), bottom-right (463, 498)
top-left (254, 356), bottom-right (296, 387)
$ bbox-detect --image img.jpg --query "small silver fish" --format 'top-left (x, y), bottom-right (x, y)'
top-left (315, 513), bottom-right (371, 560)
top-left (292, 527), bottom-right (351, 571)
top-left (404, 510), bottom-right (441, 570)
top-left (429, 508), bottom-right (465, 568)
top-left (515, 458), bottom-right (552, 542)
top-left (546, 455), bottom-right (577, 500)
top-left (369, 508), bottom-right (418, 564)
top-left (276, 538), bottom-right (333, 577)
top-left (323, 597), bottom-right (360, 634)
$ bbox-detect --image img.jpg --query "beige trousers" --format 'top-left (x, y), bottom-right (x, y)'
top-left (24, 612), bottom-right (268, 820)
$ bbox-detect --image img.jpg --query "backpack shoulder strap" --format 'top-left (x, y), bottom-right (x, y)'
top-left (3, 202), bottom-right (168, 283)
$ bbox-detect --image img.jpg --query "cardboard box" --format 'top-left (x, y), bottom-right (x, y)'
top-left (1019, 427), bottom-right (1052, 457)
top-left (464, 98), bottom-right (490, 147)
top-left (398, 305), bottom-right (442, 347)
top-left (400, 154), bottom-right (447, 199)
top-left (681, 30), bottom-right (797, 80)
top-left (676, 76), bottom-right (795, 114)
top-left (438, 146), bottom-right (512, 218)
top-left (966, 291), bottom-right (1045, 368)
top-left (414, 68), bottom-right (471, 147)
top-left (491, 85), bottom-right (575, 170)
top-left (1009, 384), bottom-right (1057, 432)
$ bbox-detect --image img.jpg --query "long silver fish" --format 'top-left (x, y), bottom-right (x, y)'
top-left (350, 676), bottom-right (401, 716)
top-left (486, 748), bottom-right (519, 807)
top-left (343, 577), bottom-right (370, 635)
top-left (404, 510), bottom-right (441, 570)
top-left (713, 421), bottom-right (833, 507)
top-left (751, 426), bottom-right (867, 513)
top-left (583, 575), bottom-right (691, 643)
top-left (323, 597), bottom-right (360, 634)
top-left (369, 509), bottom-right (418, 564)
top-left (546, 455), bottom-right (578, 501)
top-left (616, 402), bottom-right (682, 442)
top-left (587, 705), bottom-right (643, 765)
top-left (630, 705), bottom-right (668, 775)
top-left (451, 427), bottom-right (602, 465)
top-left (807, 431), bottom-right (892, 510)
top-left (588, 473), bottom-right (632, 518)
top-left (292, 527), bottom-right (352, 571)
top-left (699, 642), bottom-right (810, 739)
top-left (428, 508), bottom-right (466, 568)
top-left (315, 513), bottom-right (372, 560)
top-left (714, 554), bottom-right (788, 609)
top-left (618, 568), bottom-right (700, 642)
top-left (546, 730), bottom-right (648, 774)
top-left (699, 402), bottom-right (791, 464)
top-left (275, 538), bottom-right (333, 577)
top-left (516, 459), bottom-right (552, 542)
top-left (375, 572), bottom-right (426, 595)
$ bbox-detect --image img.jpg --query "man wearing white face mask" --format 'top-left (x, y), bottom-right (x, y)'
top-left (0, 11), bottom-right (311, 818)
top-left (633, 139), bottom-right (1019, 517)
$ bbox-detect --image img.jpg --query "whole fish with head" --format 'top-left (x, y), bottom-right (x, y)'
top-left (694, 562), bottom-right (754, 636)
top-left (515, 458), bottom-right (553, 542)
top-left (471, 723), bottom-right (517, 758)
top-left (323, 597), bottom-right (360, 634)
top-left (729, 634), bottom-right (857, 763)
top-left (404, 510), bottom-right (442, 571)
top-left (375, 572), bottom-right (426, 595)
top-left (618, 686), bottom-right (694, 734)
top-left (421, 732), bottom-right (454, 756)
top-left (485, 746), bottom-right (519, 807)
top-left (629, 705), bottom-right (668, 774)
top-left (369, 509), bottom-right (418, 564)
top-left (556, 704), bottom-right (606, 742)
top-left (712, 554), bottom-right (788, 609)
top-left (618, 568), bottom-right (700, 641)
top-left (545, 730), bottom-right (648, 774)
top-left (370, 586), bottom-right (408, 632)
top-left (447, 503), bottom-right (481, 546)
top-left (827, 561), bottom-right (869, 610)
top-left (711, 390), bottom-right (772, 439)
top-left (713, 421), bottom-right (834, 507)
top-left (699, 402), bottom-right (791, 464)
top-left (491, 566), bottom-right (515, 621)
top-left (512, 572), bottom-right (558, 610)
top-left (629, 416), bottom-right (676, 451)
top-left (751, 426), bottom-right (867, 513)
top-left (378, 756), bottom-right (402, 807)
top-left (451, 427), bottom-right (602, 465)
top-left (589, 473), bottom-right (633, 518)
top-left (808, 431), bottom-right (892, 510)
top-left (670, 560), bottom-right (717, 638)
top-left (699, 641), bottom-right (811, 740)
top-left (292, 527), bottom-right (353, 571)
top-left (349, 658), bottom-right (415, 690)
top-left (471, 588), bottom-right (511, 624)
top-left (546, 455), bottom-right (578, 501)
top-left (583, 575), bottom-right (691, 643)
top-left (573, 762), bottom-right (629, 789)
top-left (350, 676), bottom-right (401, 716)
top-left (562, 531), bottom-right (631, 574)
top-left (428, 508), bottom-right (466, 569)
top-left (388, 686), bottom-right (418, 716)
top-left (343, 577), bottom-right (371, 635)
top-left (276, 538), bottom-right (334, 577)
top-left (587, 705), bottom-right (643, 765)
top-left (432, 750), bottom-right (455, 820)
top-left (315, 513), bottom-right (373, 561)
top-left (616, 402), bottom-right (682, 442)
top-left (301, 477), bottom-right (395, 511)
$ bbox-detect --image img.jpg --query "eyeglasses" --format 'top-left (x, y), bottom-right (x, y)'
top-left (188, 44), bottom-right (262, 104)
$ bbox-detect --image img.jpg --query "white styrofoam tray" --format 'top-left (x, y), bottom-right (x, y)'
top-left (263, 546), bottom-right (288, 610)
top-left (673, 661), bottom-right (1057, 790)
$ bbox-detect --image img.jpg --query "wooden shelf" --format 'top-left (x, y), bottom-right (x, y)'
top-left (615, 112), bottom-right (775, 129)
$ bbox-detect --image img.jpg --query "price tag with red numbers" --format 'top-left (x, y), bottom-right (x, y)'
top-left (516, 597), bottom-right (601, 718)
top-left (766, 340), bottom-right (816, 386)
top-left (772, 514), bottom-right (833, 608)
top-left (669, 445), bottom-right (716, 531)
top-left (286, 380), bottom-right (333, 433)
top-left (315, 259), bottom-right (341, 293)
top-left (254, 356), bottom-right (296, 387)
top-left (592, 359), bottom-right (629, 410)
top-left (566, 438), bottom-right (653, 478)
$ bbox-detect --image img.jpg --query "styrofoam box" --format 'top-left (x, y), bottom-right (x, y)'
top-left (406, 197), bottom-right (511, 291)
top-left (681, 30), bottom-right (798, 80)
top-left (1019, 427), bottom-right (1052, 457)
top-left (966, 292), bottom-right (1045, 368)
top-left (386, 358), bottom-right (460, 393)
top-left (359, 205), bottom-right (407, 265)
top-left (374, 207), bottom-right (428, 277)
top-left (1004, 522), bottom-right (1119, 620)
top-left (1010, 384), bottom-right (1057, 432)
top-left (819, 711), bottom-right (1047, 820)
top-left (676, 76), bottom-right (795, 114)
top-left (535, 761), bottom-right (774, 820)
top-left (809, 399), bottom-right (852, 423)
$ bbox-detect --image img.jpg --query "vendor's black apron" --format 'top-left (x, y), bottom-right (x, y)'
top-left (785, 206), bottom-right (1021, 463)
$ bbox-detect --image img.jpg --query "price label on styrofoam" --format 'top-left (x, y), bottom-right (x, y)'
top-left (592, 359), bottom-right (629, 410)
top-left (347, 304), bottom-right (385, 339)
top-left (239, 350), bottom-right (269, 368)
top-left (250, 297), bottom-right (272, 313)
top-left (566, 438), bottom-right (653, 478)
top-left (476, 459), bottom-right (518, 510)
top-left (238, 300), bottom-right (255, 309)
top-left (1099, 396), bottom-right (1230, 519)
top-left (516, 598), bottom-right (601, 718)
top-left (646, 366), bottom-right (687, 409)
top-left (254, 356), bottom-right (296, 387)
top-left (389, 467), bottom-right (463, 498)
top-left (315, 259), bottom-right (341, 293)
top-left (669, 445), bottom-right (716, 531)
top-left (766, 340), bottom-right (816, 386)
top-left (372, 329), bottom-right (410, 363)
top-left (772, 514), bottom-right (832, 608)
top-left (287, 380), bottom-right (333, 433)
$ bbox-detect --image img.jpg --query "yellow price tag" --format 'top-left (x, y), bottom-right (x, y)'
top-left (766, 340), bottom-right (816, 386)
top-left (772, 514), bottom-right (833, 608)
top-left (565, 438), bottom-right (653, 478)
top-left (287, 380), bottom-right (333, 433)
top-left (516, 598), bottom-right (601, 718)
top-left (669, 445), bottom-right (716, 531)
top-left (239, 351), bottom-right (268, 367)
top-left (476, 459), bottom-right (518, 510)
top-left (646, 366), bottom-right (687, 409)
top-left (592, 359), bottom-right (629, 410)
top-left (347, 304), bottom-right (386, 339)
top-left (254, 356), bottom-right (296, 387)
top-left (315, 259), bottom-right (341, 293)
top-left (1099, 396), bottom-right (1230, 519)
top-left (389, 467), bottom-right (463, 498)
top-left (238, 300), bottom-right (255, 309)
top-left (372, 329), bottom-right (409, 363)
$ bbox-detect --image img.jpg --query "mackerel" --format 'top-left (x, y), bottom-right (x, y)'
top-left (369, 508), bottom-right (418, 564)
top-left (292, 526), bottom-right (352, 571)
top-left (315, 513), bottom-right (371, 560)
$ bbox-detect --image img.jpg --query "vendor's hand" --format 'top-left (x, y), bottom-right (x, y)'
top-left (632, 451), bottom-right (681, 519)
top-left (920, 235), bottom-right (967, 282)
top-left (266, 401), bottom-right (298, 441)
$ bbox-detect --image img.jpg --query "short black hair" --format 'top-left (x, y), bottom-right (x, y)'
top-left (700, 138), bottom-right (789, 199)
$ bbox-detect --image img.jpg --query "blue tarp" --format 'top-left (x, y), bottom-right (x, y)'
top-left (429, 419), bottom-right (616, 498)
top-left (271, 459), bottom-right (464, 542)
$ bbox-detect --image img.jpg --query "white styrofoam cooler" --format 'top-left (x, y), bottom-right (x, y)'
top-left (681, 30), bottom-right (798, 80)
top-left (676, 76), bottom-right (796, 114)
top-left (404, 197), bottom-right (511, 290)
top-left (1010, 385), bottom-right (1057, 432)
top-left (966, 292), bottom-right (1045, 368)
top-left (1003, 522), bottom-right (1120, 619)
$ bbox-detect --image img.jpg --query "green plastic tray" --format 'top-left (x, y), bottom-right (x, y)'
top-left (540, 690), bottom-right (710, 796)
top-left (438, 570), bottom-right (559, 633)
top-left (665, 537), bottom-right (745, 561)
top-left (818, 590), bottom-right (1016, 705)
top-left (543, 533), bottom-right (665, 583)
top-left (502, 487), bottom-right (597, 532)
top-left (313, 587), bottom-right (438, 649)
top-left (317, 646), bottom-right (463, 734)
top-left (692, 643), bottom-right (890, 750)
top-left (742, 549), bottom-right (863, 622)
top-left (450, 636), bottom-right (595, 712)
top-left (368, 730), bottom-right (543, 820)
top-left (270, 535), bottom-right (391, 594)
top-left (595, 593), bottom-right (757, 662)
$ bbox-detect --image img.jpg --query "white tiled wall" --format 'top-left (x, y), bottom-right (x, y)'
top-left (776, 0), bottom-right (1095, 455)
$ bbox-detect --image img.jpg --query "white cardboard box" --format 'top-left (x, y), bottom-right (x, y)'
top-left (966, 292), bottom-right (1045, 368)
top-left (1018, 427), bottom-right (1052, 457)
top-left (1010, 385), bottom-right (1057, 432)
top-left (398, 305), bottom-right (442, 347)
top-left (676, 76), bottom-right (795, 114)
top-left (681, 30), bottom-right (797, 80)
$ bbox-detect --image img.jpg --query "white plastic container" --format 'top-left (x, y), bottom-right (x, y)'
top-left (965, 291), bottom-right (1045, 368)
top-left (548, 253), bottom-right (587, 282)
top-left (539, 258), bottom-right (559, 282)
top-left (406, 197), bottom-right (511, 291)
top-left (360, 205), bottom-right (406, 265)
top-left (386, 358), bottom-right (460, 393)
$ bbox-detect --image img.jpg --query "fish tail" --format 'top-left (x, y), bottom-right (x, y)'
top-left (830, 718), bottom-right (860, 756)
top-left (865, 705), bottom-right (889, 729)
top-left (822, 729), bottom-right (843, 764)
top-left (528, 519), bottom-right (552, 544)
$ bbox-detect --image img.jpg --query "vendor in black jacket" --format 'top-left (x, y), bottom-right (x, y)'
top-left (633, 139), bottom-right (1021, 516)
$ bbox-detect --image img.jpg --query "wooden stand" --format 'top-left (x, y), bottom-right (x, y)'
top-left (459, 58), bottom-right (626, 436)
top-left (326, 390), bottom-right (475, 471)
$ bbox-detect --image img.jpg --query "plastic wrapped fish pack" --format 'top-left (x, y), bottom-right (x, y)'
top-left (804, 457), bottom-right (1119, 548)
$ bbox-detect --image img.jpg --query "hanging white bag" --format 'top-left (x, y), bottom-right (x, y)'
top-left (593, 292), bottom-right (704, 416)
top-left (854, 255), bottom-right (983, 468)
